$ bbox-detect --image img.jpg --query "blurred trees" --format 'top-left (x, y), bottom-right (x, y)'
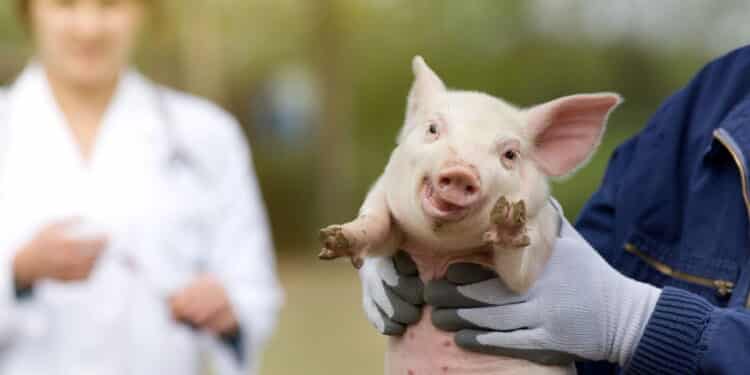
top-left (0, 1), bottom-right (745, 253)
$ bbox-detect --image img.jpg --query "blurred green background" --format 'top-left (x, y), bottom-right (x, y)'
top-left (1, 1), bottom-right (748, 374)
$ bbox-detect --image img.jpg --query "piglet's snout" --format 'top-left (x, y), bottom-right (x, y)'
top-left (435, 166), bottom-right (481, 207)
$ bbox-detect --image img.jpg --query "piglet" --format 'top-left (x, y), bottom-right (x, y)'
top-left (319, 56), bottom-right (620, 375)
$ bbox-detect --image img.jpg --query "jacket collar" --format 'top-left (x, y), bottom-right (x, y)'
top-left (6, 60), bottom-right (164, 143)
top-left (713, 98), bottom-right (750, 220)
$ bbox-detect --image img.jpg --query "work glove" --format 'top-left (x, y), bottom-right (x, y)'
top-left (359, 251), bottom-right (424, 335)
top-left (426, 217), bottom-right (661, 367)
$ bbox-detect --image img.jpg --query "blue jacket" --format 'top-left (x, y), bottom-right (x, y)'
top-left (576, 46), bottom-right (750, 374)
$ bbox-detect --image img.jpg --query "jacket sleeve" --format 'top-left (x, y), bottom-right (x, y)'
top-left (201, 115), bottom-right (284, 374)
top-left (628, 287), bottom-right (750, 375)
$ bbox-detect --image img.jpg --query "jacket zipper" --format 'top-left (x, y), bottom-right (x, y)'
top-left (624, 243), bottom-right (735, 298)
top-left (714, 129), bottom-right (750, 307)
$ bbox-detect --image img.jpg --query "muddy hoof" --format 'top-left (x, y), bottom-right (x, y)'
top-left (484, 197), bottom-right (529, 249)
top-left (318, 225), bottom-right (357, 262)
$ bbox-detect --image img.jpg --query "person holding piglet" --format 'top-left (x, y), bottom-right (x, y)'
top-left (359, 45), bottom-right (750, 375)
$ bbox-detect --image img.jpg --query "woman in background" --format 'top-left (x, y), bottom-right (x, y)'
top-left (0, 0), bottom-right (282, 374)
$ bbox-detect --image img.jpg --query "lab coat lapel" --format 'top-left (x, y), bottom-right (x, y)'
top-left (2, 63), bottom-right (90, 238)
top-left (8, 63), bottom-right (81, 173)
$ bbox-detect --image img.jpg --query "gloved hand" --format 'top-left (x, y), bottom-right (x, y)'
top-left (425, 218), bottom-right (662, 367)
top-left (359, 251), bottom-right (424, 335)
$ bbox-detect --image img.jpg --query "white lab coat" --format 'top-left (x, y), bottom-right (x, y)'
top-left (0, 63), bottom-right (283, 375)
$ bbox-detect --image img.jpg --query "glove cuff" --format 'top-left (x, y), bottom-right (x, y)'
top-left (627, 287), bottom-right (715, 374)
top-left (610, 277), bottom-right (660, 367)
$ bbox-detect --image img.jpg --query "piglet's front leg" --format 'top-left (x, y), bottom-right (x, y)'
top-left (483, 197), bottom-right (556, 293)
top-left (319, 175), bottom-right (399, 268)
top-left (319, 214), bottom-right (395, 268)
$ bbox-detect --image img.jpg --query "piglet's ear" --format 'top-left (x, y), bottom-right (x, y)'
top-left (526, 93), bottom-right (622, 177)
top-left (406, 56), bottom-right (446, 120)
top-left (398, 56), bottom-right (447, 143)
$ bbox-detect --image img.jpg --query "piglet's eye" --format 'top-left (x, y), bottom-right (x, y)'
top-left (425, 122), bottom-right (440, 142)
top-left (498, 139), bottom-right (521, 169)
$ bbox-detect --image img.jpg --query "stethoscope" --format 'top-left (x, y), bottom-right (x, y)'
top-left (118, 83), bottom-right (214, 296)
top-left (149, 86), bottom-right (218, 358)
top-left (152, 84), bottom-right (206, 182)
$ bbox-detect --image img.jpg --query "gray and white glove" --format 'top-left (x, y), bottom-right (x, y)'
top-left (426, 218), bottom-right (662, 367)
top-left (360, 251), bottom-right (424, 336)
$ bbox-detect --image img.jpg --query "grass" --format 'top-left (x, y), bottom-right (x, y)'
top-left (259, 254), bottom-right (387, 375)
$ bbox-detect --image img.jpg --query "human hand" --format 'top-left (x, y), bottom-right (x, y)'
top-left (169, 274), bottom-right (239, 335)
top-left (359, 251), bottom-right (424, 335)
top-left (426, 219), bottom-right (661, 367)
top-left (13, 218), bottom-right (107, 288)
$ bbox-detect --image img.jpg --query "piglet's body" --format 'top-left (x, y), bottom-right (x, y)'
top-left (386, 247), bottom-right (569, 375)
top-left (319, 56), bottom-right (620, 375)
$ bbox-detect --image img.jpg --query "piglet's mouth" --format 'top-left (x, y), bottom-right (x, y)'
top-left (421, 179), bottom-right (474, 222)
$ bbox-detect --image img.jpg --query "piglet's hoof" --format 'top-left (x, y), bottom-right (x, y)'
top-left (318, 225), bottom-right (364, 269)
top-left (483, 197), bottom-right (530, 249)
top-left (319, 225), bottom-right (350, 259)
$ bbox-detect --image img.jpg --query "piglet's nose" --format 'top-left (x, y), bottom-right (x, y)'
top-left (436, 166), bottom-right (481, 206)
